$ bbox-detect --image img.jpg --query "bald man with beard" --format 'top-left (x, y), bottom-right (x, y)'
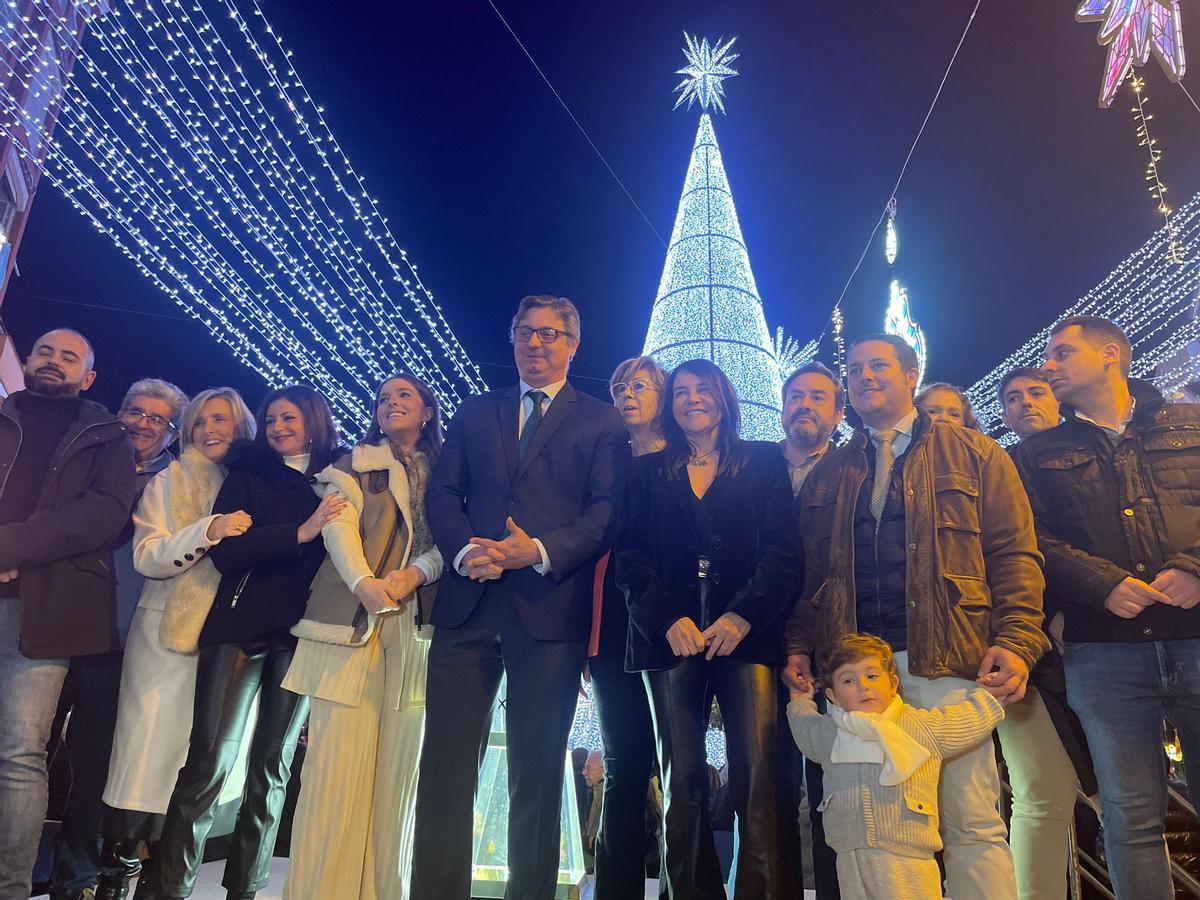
top-left (0, 329), bottom-right (135, 900)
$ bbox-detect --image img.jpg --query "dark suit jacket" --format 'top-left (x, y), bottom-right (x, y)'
top-left (616, 441), bottom-right (803, 671)
top-left (425, 381), bottom-right (628, 642)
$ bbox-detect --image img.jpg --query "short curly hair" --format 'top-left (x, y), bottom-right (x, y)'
top-left (817, 633), bottom-right (899, 686)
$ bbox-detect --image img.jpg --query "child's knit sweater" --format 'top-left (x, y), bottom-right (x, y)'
top-left (787, 688), bottom-right (1004, 859)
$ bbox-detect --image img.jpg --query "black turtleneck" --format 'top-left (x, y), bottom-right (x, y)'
top-left (0, 391), bottom-right (82, 596)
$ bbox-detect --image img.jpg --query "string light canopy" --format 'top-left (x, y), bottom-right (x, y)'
top-left (1076, 0), bottom-right (1186, 108)
top-left (644, 34), bottom-right (793, 439)
top-left (0, 0), bottom-right (485, 428)
top-left (966, 190), bottom-right (1200, 443)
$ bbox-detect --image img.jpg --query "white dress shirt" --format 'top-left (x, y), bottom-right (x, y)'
top-left (454, 378), bottom-right (566, 577)
top-left (866, 408), bottom-right (919, 458)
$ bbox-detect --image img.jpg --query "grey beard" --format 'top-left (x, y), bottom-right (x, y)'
top-left (788, 420), bottom-right (830, 449)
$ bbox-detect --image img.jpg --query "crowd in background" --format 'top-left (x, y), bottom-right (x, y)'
top-left (0, 295), bottom-right (1195, 900)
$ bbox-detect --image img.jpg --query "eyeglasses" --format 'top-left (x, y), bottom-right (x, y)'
top-left (610, 379), bottom-right (655, 400)
top-left (119, 407), bottom-right (177, 431)
top-left (513, 326), bottom-right (572, 344)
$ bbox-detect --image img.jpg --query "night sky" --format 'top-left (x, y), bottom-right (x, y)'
top-left (3, 1), bottom-right (1200, 418)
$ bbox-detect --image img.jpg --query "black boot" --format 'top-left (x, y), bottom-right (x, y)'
top-left (94, 875), bottom-right (130, 900)
top-left (94, 837), bottom-right (143, 900)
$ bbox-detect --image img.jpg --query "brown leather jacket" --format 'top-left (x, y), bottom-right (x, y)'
top-left (784, 412), bottom-right (1049, 680)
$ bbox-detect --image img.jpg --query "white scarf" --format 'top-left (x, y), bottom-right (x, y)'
top-left (829, 694), bottom-right (930, 786)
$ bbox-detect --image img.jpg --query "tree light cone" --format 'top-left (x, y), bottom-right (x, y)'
top-left (643, 113), bottom-right (783, 439)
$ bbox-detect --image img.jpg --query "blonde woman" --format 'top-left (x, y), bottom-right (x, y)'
top-left (97, 388), bottom-right (255, 899)
top-left (282, 372), bottom-right (444, 900)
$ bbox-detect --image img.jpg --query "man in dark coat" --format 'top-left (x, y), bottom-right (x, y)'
top-left (413, 295), bottom-right (626, 900)
top-left (779, 361), bottom-right (845, 900)
top-left (1013, 315), bottom-right (1200, 899)
top-left (0, 328), bottom-right (135, 900)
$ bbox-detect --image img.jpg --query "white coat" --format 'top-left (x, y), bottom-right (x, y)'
top-left (103, 450), bottom-right (254, 814)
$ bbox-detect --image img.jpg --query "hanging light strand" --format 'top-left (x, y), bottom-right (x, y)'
top-left (4, 0), bottom-right (485, 428)
top-left (966, 191), bottom-right (1200, 440)
top-left (1129, 73), bottom-right (1184, 264)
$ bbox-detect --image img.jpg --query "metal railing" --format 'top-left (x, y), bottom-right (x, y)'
top-left (998, 768), bottom-right (1199, 900)
top-left (1065, 788), bottom-right (1200, 899)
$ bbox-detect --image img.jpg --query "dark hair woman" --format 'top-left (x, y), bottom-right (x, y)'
top-left (616, 359), bottom-right (803, 898)
top-left (280, 374), bottom-right (444, 899)
top-left (153, 385), bottom-right (346, 899)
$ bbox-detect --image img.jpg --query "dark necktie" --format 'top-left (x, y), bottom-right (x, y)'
top-left (518, 390), bottom-right (547, 462)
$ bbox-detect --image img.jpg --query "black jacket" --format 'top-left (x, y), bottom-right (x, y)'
top-left (426, 382), bottom-right (628, 642)
top-left (0, 392), bottom-right (135, 658)
top-left (200, 440), bottom-right (325, 648)
top-left (616, 441), bottom-right (803, 671)
top-left (1013, 379), bottom-right (1200, 643)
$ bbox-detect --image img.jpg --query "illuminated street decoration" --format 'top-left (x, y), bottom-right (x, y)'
top-left (1129, 73), bottom-right (1184, 262)
top-left (967, 191), bottom-right (1200, 442)
top-left (673, 34), bottom-right (739, 115)
top-left (644, 35), bottom-right (786, 439)
top-left (1076, 0), bottom-right (1186, 108)
top-left (0, 0), bottom-right (484, 428)
top-left (883, 200), bottom-right (927, 386)
top-left (774, 327), bottom-right (818, 379)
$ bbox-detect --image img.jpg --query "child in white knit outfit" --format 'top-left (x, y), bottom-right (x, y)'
top-left (785, 634), bottom-right (1005, 900)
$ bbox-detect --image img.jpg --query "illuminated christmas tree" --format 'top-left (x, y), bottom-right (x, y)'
top-left (643, 35), bottom-right (785, 439)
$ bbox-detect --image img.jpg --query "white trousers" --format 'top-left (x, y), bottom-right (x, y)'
top-left (282, 616), bottom-right (425, 900)
top-left (836, 847), bottom-right (942, 900)
top-left (896, 652), bottom-right (1017, 900)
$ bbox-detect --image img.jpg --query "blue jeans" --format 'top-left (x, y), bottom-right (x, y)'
top-left (0, 598), bottom-right (69, 900)
top-left (1063, 638), bottom-right (1200, 900)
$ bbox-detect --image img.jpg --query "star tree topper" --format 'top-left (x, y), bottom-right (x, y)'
top-left (1077, 0), bottom-right (1187, 107)
top-left (673, 34), bottom-right (739, 114)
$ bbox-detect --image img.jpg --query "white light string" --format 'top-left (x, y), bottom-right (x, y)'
top-left (3, 0), bottom-right (484, 429)
top-left (1, 11), bottom-right (372, 423)
top-left (966, 191), bottom-right (1200, 439)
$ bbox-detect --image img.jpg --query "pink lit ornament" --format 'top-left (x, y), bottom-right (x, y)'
top-left (1076, 0), bottom-right (1186, 107)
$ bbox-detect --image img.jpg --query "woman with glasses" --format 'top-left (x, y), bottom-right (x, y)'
top-left (616, 359), bottom-right (802, 899)
top-left (281, 373), bottom-right (444, 900)
top-left (49, 379), bottom-right (187, 900)
top-left (153, 385), bottom-right (345, 900)
top-left (96, 388), bottom-right (255, 900)
top-left (587, 356), bottom-right (666, 898)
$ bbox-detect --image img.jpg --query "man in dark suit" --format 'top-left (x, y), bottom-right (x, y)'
top-left (413, 295), bottom-right (627, 899)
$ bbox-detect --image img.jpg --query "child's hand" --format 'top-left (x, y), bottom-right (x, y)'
top-left (781, 666), bottom-right (815, 701)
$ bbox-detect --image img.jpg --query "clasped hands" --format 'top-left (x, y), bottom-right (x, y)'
top-left (665, 612), bottom-right (751, 660)
top-left (1104, 569), bottom-right (1200, 619)
top-left (354, 566), bottom-right (424, 616)
top-left (462, 517), bottom-right (540, 582)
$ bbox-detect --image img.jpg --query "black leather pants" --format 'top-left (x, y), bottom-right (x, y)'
top-left (153, 642), bottom-right (307, 899)
top-left (645, 656), bottom-right (797, 900)
top-left (590, 652), bottom-right (660, 899)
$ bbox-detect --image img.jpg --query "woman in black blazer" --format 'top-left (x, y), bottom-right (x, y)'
top-left (616, 359), bottom-right (802, 900)
top-left (153, 385), bottom-right (345, 900)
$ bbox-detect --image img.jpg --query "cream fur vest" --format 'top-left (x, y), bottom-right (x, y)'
top-left (292, 441), bottom-right (431, 646)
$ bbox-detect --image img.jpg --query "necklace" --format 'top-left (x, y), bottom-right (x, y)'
top-left (688, 447), bottom-right (718, 467)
